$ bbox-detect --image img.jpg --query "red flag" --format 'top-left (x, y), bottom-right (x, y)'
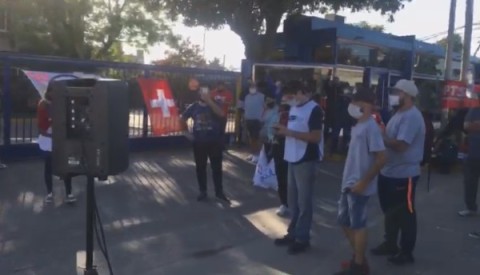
top-left (442, 80), bottom-right (480, 109)
top-left (137, 78), bottom-right (183, 136)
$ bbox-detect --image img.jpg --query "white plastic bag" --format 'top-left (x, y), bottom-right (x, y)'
top-left (253, 145), bottom-right (278, 190)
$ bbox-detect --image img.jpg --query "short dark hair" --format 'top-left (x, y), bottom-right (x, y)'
top-left (352, 87), bottom-right (375, 105)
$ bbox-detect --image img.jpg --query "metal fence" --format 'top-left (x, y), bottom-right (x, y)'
top-left (0, 53), bottom-right (240, 154)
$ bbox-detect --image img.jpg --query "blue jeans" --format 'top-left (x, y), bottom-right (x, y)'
top-left (287, 161), bottom-right (316, 243)
top-left (337, 192), bottom-right (370, 230)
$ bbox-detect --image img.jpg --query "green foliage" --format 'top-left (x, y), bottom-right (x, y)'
top-left (354, 21), bottom-right (385, 32)
top-left (153, 36), bottom-right (226, 69)
top-left (436, 34), bottom-right (463, 53)
top-left (3, 0), bottom-right (171, 60)
top-left (150, 0), bottom-right (411, 59)
top-left (416, 79), bottom-right (442, 113)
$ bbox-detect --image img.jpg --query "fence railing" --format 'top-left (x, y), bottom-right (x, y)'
top-left (0, 53), bottom-right (240, 154)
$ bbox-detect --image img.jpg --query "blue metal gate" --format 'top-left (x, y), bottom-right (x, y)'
top-left (0, 53), bottom-right (240, 159)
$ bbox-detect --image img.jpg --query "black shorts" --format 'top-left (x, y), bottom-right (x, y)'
top-left (246, 119), bottom-right (261, 140)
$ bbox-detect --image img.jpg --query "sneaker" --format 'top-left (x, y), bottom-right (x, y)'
top-left (44, 193), bottom-right (54, 204)
top-left (0, 163), bottom-right (6, 169)
top-left (66, 194), bottom-right (77, 204)
top-left (216, 193), bottom-right (231, 204)
top-left (274, 235), bottom-right (294, 247)
top-left (250, 156), bottom-right (259, 164)
top-left (458, 209), bottom-right (477, 217)
top-left (276, 205), bottom-right (289, 217)
top-left (197, 193), bottom-right (208, 202)
top-left (340, 256), bottom-right (370, 274)
top-left (388, 252), bottom-right (414, 265)
top-left (370, 242), bottom-right (399, 256)
top-left (246, 155), bottom-right (254, 161)
top-left (468, 231), bottom-right (480, 239)
top-left (287, 241), bottom-right (310, 255)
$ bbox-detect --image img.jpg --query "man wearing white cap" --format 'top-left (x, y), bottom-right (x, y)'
top-left (371, 79), bottom-right (425, 265)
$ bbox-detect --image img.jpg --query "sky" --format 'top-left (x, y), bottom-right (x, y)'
top-left (136, 0), bottom-right (480, 70)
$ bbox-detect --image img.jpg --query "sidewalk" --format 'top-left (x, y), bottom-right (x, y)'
top-left (0, 148), bottom-right (479, 275)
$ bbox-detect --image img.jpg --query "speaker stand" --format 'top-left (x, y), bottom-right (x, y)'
top-left (84, 176), bottom-right (99, 275)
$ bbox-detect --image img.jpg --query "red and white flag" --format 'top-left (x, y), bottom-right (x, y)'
top-left (442, 80), bottom-right (480, 109)
top-left (137, 78), bottom-right (183, 136)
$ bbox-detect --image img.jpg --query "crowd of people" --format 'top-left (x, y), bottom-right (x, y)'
top-left (34, 75), bottom-right (480, 275)
top-left (178, 76), bottom-right (480, 275)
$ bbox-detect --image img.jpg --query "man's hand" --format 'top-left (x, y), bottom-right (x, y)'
top-left (274, 124), bottom-right (289, 136)
top-left (200, 91), bottom-right (212, 103)
top-left (350, 180), bottom-right (369, 194)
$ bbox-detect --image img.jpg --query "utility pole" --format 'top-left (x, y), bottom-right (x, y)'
top-left (444, 0), bottom-right (457, 80)
top-left (461, 0), bottom-right (474, 82)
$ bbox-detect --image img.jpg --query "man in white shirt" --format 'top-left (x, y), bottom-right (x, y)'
top-left (273, 80), bottom-right (324, 255)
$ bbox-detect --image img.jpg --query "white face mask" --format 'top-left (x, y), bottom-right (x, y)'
top-left (347, 104), bottom-right (363, 119)
top-left (286, 99), bottom-right (298, 107)
top-left (249, 88), bottom-right (257, 94)
top-left (389, 95), bottom-right (400, 107)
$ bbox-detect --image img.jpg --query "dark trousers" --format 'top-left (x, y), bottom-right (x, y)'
top-left (193, 141), bottom-right (224, 195)
top-left (464, 158), bottom-right (480, 211)
top-left (271, 141), bottom-right (288, 206)
top-left (44, 153), bottom-right (72, 195)
top-left (220, 119), bottom-right (228, 148)
top-left (378, 175), bottom-right (419, 254)
top-left (330, 124), bottom-right (351, 154)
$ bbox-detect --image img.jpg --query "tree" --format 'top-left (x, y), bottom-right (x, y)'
top-left (436, 33), bottom-right (463, 53)
top-left (155, 37), bottom-right (207, 67)
top-left (153, 36), bottom-right (226, 69)
top-left (207, 57), bottom-right (226, 70)
top-left (148, 0), bottom-right (411, 60)
top-left (354, 21), bottom-right (384, 32)
top-left (3, 0), bottom-right (171, 60)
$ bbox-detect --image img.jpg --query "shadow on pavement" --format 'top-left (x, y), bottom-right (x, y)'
top-left (0, 148), bottom-right (480, 275)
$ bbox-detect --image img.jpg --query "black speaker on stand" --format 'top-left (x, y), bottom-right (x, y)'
top-left (51, 78), bottom-right (129, 275)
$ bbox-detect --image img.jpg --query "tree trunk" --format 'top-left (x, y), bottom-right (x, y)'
top-left (260, 10), bottom-right (284, 60)
top-left (239, 11), bottom-right (283, 60)
top-left (243, 36), bottom-right (262, 60)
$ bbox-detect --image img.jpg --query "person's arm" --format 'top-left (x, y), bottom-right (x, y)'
top-left (383, 136), bottom-right (409, 152)
top-left (464, 109), bottom-right (480, 133)
top-left (277, 106), bottom-right (323, 143)
top-left (201, 92), bottom-right (225, 118)
top-left (180, 104), bottom-right (194, 131)
top-left (383, 114), bottom-right (421, 153)
top-left (352, 127), bottom-right (387, 193)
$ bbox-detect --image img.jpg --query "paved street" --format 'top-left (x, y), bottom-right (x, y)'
top-left (0, 148), bottom-right (479, 275)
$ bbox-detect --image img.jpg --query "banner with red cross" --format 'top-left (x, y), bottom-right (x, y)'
top-left (137, 78), bottom-right (183, 136)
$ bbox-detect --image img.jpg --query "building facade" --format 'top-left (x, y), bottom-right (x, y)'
top-left (242, 15), bottom-right (480, 113)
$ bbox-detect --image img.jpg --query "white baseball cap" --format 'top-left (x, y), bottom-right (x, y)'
top-left (392, 79), bottom-right (419, 97)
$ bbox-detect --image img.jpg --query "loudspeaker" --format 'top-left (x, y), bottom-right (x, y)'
top-left (51, 79), bottom-right (129, 179)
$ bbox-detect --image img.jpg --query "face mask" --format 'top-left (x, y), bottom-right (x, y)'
top-left (348, 104), bottom-right (363, 119)
top-left (249, 88), bottom-right (257, 94)
top-left (389, 95), bottom-right (400, 107)
top-left (286, 99), bottom-right (298, 107)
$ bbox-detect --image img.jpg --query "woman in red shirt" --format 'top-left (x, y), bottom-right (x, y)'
top-left (38, 86), bottom-right (76, 204)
